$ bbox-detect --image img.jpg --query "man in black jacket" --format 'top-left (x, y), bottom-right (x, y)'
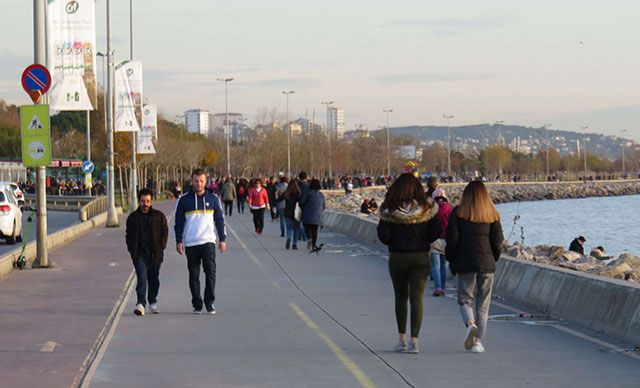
top-left (569, 236), bottom-right (586, 255)
top-left (126, 188), bottom-right (169, 316)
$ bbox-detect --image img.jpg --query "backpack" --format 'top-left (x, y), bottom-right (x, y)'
top-left (238, 186), bottom-right (245, 196)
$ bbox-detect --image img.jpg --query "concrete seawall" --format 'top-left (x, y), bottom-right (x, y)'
top-left (326, 180), bottom-right (640, 213)
top-left (0, 209), bottom-right (123, 280)
top-left (324, 210), bottom-right (640, 345)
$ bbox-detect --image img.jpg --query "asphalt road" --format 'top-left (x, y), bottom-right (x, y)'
top-left (0, 210), bottom-right (80, 256)
top-left (85, 209), bottom-right (640, 388)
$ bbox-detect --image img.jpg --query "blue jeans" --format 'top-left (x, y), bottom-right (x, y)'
top-left (185, 243), bottom-right (217, 310)
top-left (133, 256), bottom-right (161, 306)
top-left (430, 252), bottom-right (448, 290)
top-left (284, 217), bottom-right (299, 245)
top-left (237, 197), bottom-right (246, 213)
top-left (278, 208), bottom-right (286, 235)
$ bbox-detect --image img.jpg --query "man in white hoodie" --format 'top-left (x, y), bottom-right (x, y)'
top-left (174, 169), bottom-right (227, 314)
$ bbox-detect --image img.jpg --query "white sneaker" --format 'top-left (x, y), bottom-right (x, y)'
top-left (134, 304), bottom-right (145, 316)
top-left (470, 341), bottom-right (485, 353)
top-left (464, 324), bottom-right (478, 350)
top-left (192, 308), bottom-right (202, 315)
top-left (393, 340), bottom-right (407, 353)
top-left (149, 303), bottom-right (159, 314)
top-left (407, 343), bottom-right (419, 354)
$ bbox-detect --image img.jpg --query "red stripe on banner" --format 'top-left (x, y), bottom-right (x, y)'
top-left (27, 72), bottom-right (46, 89)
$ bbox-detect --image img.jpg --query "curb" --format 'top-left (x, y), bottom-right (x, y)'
top-left (0, 208), bottom-right (123, 280)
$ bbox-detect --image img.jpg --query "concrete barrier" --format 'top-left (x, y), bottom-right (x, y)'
top-left (0, 208), bottom-right (123, 281)
top-left (324, 210), bottom-right (640, 345)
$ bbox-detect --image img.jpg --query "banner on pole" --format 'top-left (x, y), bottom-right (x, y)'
top-left (114, 61), bottom-right (142, 132)
top-left (138, 104), bottom-right (157, 154)
top-left (47, 0), bottom-right (97, 111)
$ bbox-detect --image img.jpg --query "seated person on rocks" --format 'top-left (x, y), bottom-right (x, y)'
top-left (569, 236), bottom-right (586, 255)
top-left (360, 199), bottom-right (372, 214)
top-left (369, 198), bottom-right (378, 213)
top-left (589, 246), bottom-right (612, 260)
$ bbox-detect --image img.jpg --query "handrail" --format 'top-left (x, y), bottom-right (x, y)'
top-left (78, 196), bottom-right (109, 222)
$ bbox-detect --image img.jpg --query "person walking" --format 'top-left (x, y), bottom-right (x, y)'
top-left (126, 188), bottom-right (169, 316)
top-left (248, 178), bottom-right (269, 235)
top-left (275, 179), bottom-right (302, 250)
top-left (445, 180), bottom-right (504, 353)
top-left (221, 177), bottom-right (237, 216)
top-left (430, 188), bottom-right (453, 297)
top-left (174, 169), bottom-right (227, 315)
top-left (300, 179), bottom-right (326, 252)
top-left (297, 172), bottom-right (310, 242)
top-left (266, 177), bottom-right (278, 222)
top-left (377, 173), bottom-right (441, 354)
top-left (236, 178), bottom-right (248, 214)
top-left (275, 176), bottom-right (288, 237)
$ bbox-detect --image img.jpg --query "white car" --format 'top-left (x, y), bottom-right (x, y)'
top-left (0, 182), bottom-right (25, 206)
top-left (0, 183), bottom-right (23, 245)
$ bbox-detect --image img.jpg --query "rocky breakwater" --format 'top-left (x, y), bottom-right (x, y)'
top-left (505, 243), bottom-right (640, 284)
top-left (325, 180), bottom-right (640, 213)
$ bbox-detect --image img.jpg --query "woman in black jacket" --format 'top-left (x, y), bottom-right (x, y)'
top-left (445, 180), bottom-right (504, 354)
top-left (377, 173), bottom-right (441, 354)
top-left (275, 179), bottom-right (302, 250)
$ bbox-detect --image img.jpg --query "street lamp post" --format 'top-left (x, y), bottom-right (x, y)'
top-left (580, 126), bottom-right (589, 182)
top-left (106, 0), bottom-right (119, 226)
top-left (283, 90), bottom-right (295, 177)
top-left (444, 114), bottom-right (454, 178)
top-left (128, 0), bottom-right (138, 210)
top-left (495, 120), bottom-right (505, 177)
top-left (218, 78), bottom-right (234, 176)
top-left (383, 109), bottom-right (394, 177)
top-left (542, 123), bottom-right (551, 179)
top-left (620, 129), bottom-right (627, 178)
top-left (321, 101), bottom-right (334, 178)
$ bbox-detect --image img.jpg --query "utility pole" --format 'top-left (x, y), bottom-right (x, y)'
top-left (444, 114), bottom-right (454, 178)
top-left (218, 78), bottom-right (234, 176)
top-left (383, 109), bottom-right (394, 177)
top-left (321, 101), bottom-right (334, 179)
top-left (283, 90), bottom-right (295, 177)
top-left (106, 0), bottom-right (119, 227)
top-left (33, 0), bottom-right (48, 266)
top-left (129, 0), bottom-right (138, 210)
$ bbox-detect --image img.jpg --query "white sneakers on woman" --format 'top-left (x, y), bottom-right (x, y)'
top-left (464, 323), bottom-right (478, 350)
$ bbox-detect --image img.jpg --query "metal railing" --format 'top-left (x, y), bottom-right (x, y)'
top-left (24, 194), bottom-right (109, 221)
top-left (78, 196), bottom-right (109, 222)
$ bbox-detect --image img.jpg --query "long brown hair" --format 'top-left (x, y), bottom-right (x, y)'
top-left (457, 181), bottom-right (500, 223)
top-left (380, 173), bottom-right (430, 212)
top-left (283, 179), bottom-right (301, 199)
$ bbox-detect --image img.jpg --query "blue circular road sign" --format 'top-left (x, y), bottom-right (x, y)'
top-left (82, 160), bottom-right (95, 174)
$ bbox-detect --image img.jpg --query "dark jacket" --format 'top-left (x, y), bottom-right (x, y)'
top-left (569, 238), bottom-right (584, 255)
top-left (445, 206), bottom-right (504, 274)
top-left (376, 200), bottom-right (441, 253)
top-left (275, 192), bottom-right (301, 220)
top-left (126, 207), bottom-right (169, 264)
top-left (301, 189), bottom-right (325, 226)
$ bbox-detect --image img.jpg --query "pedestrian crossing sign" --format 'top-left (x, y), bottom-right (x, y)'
top-left (20, 105), bottom-right (52, 167)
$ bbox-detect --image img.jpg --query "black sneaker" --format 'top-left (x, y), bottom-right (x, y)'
top-left (285, 239), bottom-right (291, 250)
top-left (206, 304), bottom-right (216, 315)
top-left (292, 244), bottom-right (298, 250)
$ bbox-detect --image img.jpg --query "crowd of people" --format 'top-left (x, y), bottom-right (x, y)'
top-left (17, 177), bottom-right (106, 196)
top-left (127, 169), bottom-right (505, 357)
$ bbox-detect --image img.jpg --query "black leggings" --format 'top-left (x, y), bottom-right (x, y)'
top-left (251, 208), bottom-right (265, 232)
top-left (304, 224), bottom-right (319, 248)
top-left (388, 252), bottom-right (430, 338)
top-left (223, 200), bottom-right (233, 216)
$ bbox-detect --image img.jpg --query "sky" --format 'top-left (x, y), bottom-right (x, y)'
top-left (1, 0), bottom-right (639, 141)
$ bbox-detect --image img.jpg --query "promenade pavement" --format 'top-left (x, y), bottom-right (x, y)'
top-left (87, 208), bottom-right (640, 388)
top-left (0, 210), bottom-right (79, 255)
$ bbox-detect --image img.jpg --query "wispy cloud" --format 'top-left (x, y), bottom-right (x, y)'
top-left (385, 15), bottom-right (517, 36)
top-left (249, 78), bottom-right (322, 89)
top-left (375, 73), bottom-right (496, 84)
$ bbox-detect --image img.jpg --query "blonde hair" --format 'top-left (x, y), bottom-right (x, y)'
top-left (457, 181), bottom-right (500, 223)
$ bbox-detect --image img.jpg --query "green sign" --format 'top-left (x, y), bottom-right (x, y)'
top-left (20, 105), bottom-right (52, 167)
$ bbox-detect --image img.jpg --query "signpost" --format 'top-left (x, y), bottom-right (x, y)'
top-left (21, 64), bottom-right (51, 104)
top-left (82, 160), bottom-right (94, 191)
top-left (20, 105), bottom-right (52, 167)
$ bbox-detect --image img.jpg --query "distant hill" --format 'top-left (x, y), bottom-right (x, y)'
top-left (376, 124), bottom-right (637, 159)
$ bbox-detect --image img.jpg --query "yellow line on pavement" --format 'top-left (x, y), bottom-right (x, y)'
top-left (289, 303), bottom-right (376, 388)
top-left (227, 224), bottom-right (266, 272)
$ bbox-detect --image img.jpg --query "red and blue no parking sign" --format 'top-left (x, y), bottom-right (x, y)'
top-left (21, 64), bottom-right (51, 103)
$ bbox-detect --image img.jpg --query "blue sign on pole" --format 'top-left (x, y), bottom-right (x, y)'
top-left (81, 160), bottom-right (95, 174)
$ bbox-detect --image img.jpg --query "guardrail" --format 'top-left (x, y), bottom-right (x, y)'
top-left (79, 196), bottom-right (109, 222)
